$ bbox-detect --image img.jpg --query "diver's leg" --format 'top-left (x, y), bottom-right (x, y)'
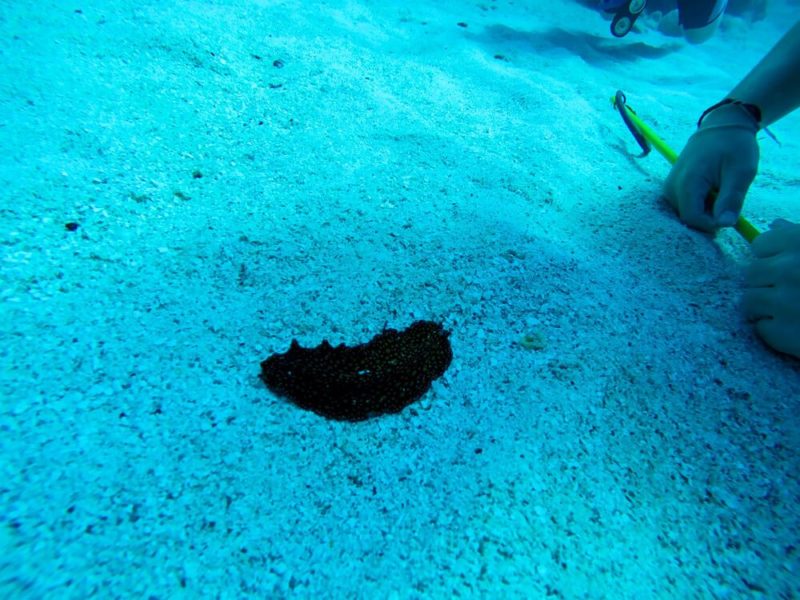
top-left (677, 0), bottom-right (728, 43)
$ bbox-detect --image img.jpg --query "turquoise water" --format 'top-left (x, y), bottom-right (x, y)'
top-left (2, 1), bottom-right (799, 597)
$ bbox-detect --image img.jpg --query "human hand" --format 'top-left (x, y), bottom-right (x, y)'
top-left (743, 221), bottom-right (800, 359)
top-left (663, 103), bottom-right (760, 231)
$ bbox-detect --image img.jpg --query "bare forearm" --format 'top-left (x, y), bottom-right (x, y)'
top-left (729, 20), bottom-right (800, 127)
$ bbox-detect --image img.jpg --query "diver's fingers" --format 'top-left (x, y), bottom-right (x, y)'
top-left (751, 226), bottom-right (793, 258)
top-left (712, 164), bottom-right (756, 227)
top-left (744, 255), bottom-right (781, 288)
top-left (769, 218), bottom-right (794, 230)
top-left (753, 313), bottom-right (800, 357)
top-left (742, 287), bottom-right (774, 321)
top-left (678, 175), bottom-right (716, 231)
top-left (662, 164), bottom-right (682, 212)
top-left (754, 318), bottom-right (782, 350)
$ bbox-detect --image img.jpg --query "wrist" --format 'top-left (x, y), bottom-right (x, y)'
top-left (697, 98), bottom-right (762, 132)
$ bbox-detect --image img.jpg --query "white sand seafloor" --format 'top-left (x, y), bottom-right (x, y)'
top-left (2, 0), bottom-right (800, 597)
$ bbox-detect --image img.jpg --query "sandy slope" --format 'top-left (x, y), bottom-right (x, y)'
top-left (1, 0), bottom-right (799, 597)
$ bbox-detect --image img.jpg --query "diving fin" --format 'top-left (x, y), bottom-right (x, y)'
top-left (610, 0), bottom-right (647, 37)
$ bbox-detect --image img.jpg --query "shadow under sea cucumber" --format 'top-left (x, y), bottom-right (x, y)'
top-left (260, 321), bottom-right (453, 421)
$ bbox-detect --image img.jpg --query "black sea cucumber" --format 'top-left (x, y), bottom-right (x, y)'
top-left (260, 321), bottom-right (452, 421)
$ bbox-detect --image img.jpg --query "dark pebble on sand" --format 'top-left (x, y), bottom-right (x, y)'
top-left (65, 222), bottom-right (79, 231)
